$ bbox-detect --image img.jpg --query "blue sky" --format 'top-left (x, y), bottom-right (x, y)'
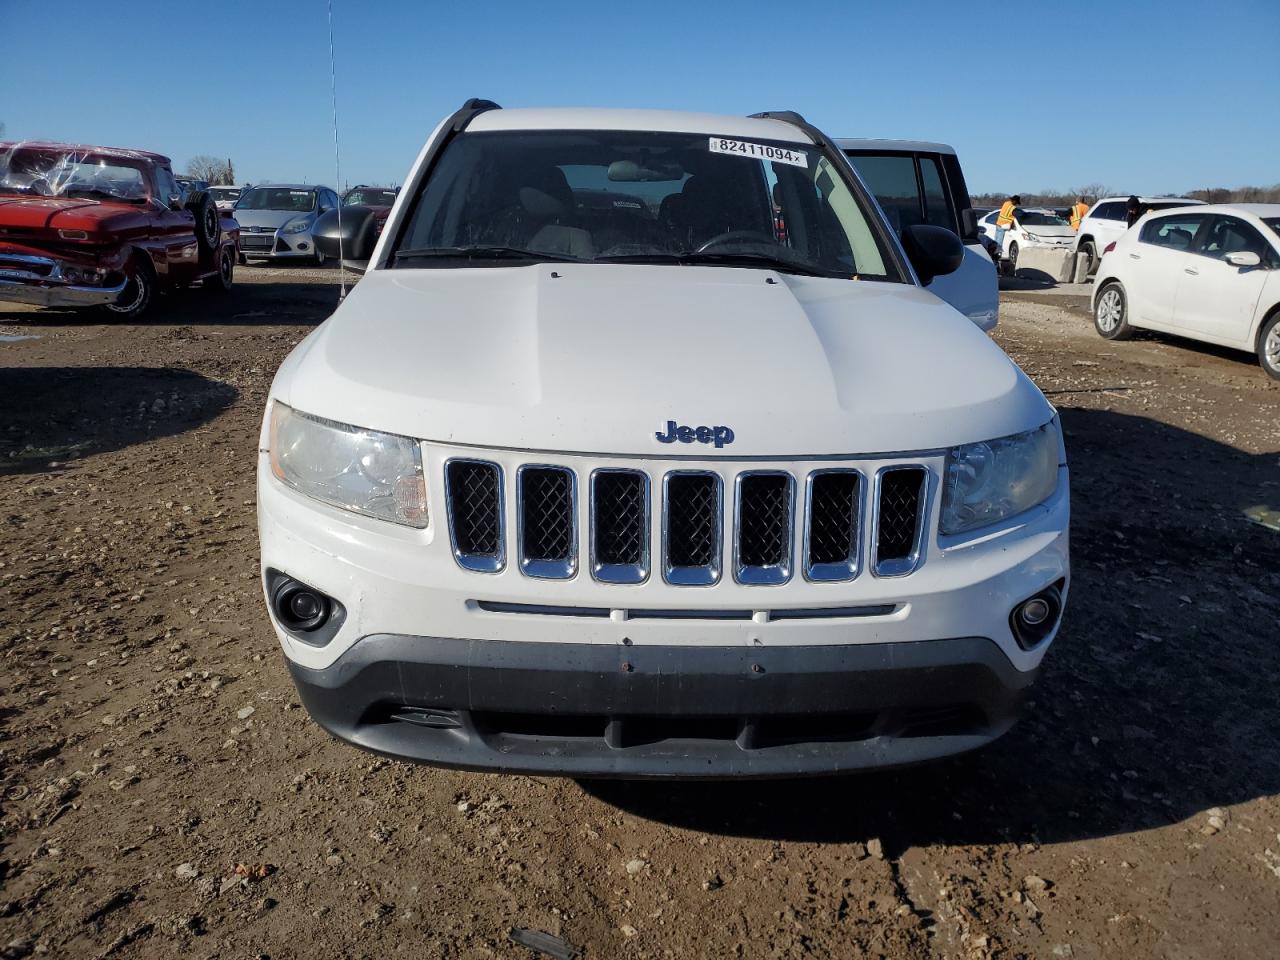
top-left (2, 0), bottom-right (1276, 195)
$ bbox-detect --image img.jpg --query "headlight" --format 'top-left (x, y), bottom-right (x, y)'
top-left (269, 402), bottom-right (427, 527)
top-left (282, 217), bottom-right (311, 234)
top-left (1024, 232), bottom-right (1041, 241)
top-left (940, 421), bottom-right (1060, 535)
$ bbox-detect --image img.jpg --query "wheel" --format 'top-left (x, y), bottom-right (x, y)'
top-left (103, 256), bottom-right (154, 319)
top-left (204, 245), bottom-right (234, 294)
top-left (187, 191), bottom-right (220, 257)
top-left (1080, 240), bottom-right (1097, 276)
top-left (1007, 241), bottom-right (1019, 275)
top-left (1258, 310), bottom-right (1280, 381)
top-left (1094, 282), bottom-right (1133, 340)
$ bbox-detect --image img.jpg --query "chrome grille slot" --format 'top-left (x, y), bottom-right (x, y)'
top-left (517, 465), bottom-right (576, 579)
top-left (874, 466), bottom-right (927, 577)
top-left (804, 469), bottom-right (862, 582)
top-left (662, 471), bottom-right (721, 586)
top-left (590, 469), bottom-right (649, 583)
top-left (734, 472), bottom-right (794, 585)
top-left (445, 459), bottom-right (504, 572)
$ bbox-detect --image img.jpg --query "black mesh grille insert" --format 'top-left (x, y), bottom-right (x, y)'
top-left (447, 460), bottom-right (502, 557)
top-left (593, 471), bottom-right (646, 566)
top-left (666, 473), bottom-right (719, 568)
top-left (807, 472), bottom-right (860, 566)
top-left (877, 468), bottom-right (925, 563)
top-left (737, 473), bottom-right (791, 568)
top-left (519, 467), bottom-right (574, 561)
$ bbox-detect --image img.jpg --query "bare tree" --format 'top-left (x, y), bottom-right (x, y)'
top-left (186, 155), bottom-right (234, 185)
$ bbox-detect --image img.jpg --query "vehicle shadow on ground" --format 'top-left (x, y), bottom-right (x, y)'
top-left (0, 280), bottom-right (341, 328)
top-left (582, 407), bottom-right (1280, 850)
top-left (0, 367), bottom-right (237, 476)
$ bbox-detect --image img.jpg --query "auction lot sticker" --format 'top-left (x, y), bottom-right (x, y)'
top-left (709, 137), bottom-right (808, 168)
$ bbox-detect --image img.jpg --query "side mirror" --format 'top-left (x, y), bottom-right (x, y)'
top-left (1225, 250), bottom-right (1261, 268)
top-left (901, 224), bottom-right (964, 285)
top-left (168, 195), bottom-right (183, 209)
top-left (313, 205), bottom-right (378, 263)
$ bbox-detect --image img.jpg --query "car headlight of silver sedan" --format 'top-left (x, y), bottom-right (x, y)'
top-left (269, 402), bottom-right (427, 527)
top-left (940, 420), bottom-right (1060, 535)
top-left (282, 217), bottom-right (312, 234)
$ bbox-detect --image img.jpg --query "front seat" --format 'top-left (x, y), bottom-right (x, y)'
top-left (669, 174), bottom-right (769, 249)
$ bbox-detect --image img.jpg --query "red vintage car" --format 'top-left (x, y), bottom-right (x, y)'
top-left (0, 141), bottom-right (239, 318)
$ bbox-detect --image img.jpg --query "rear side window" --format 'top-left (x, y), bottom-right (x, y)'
top-left (1139, 214), bottom-right (1207, 251)
top-left (845, 151), bottom-right (960, 237)
top-left (1092, 202), bottom-right (1124, 221)
top-left (919, 157), bottom-right (956, 234)
top-left (847, 154), bottom-right (920, 232)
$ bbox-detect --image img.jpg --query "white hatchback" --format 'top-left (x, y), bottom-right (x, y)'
top-left (1092, 203), bottom-right (1280, 378)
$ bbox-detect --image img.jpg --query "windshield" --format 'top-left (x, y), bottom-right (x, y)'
top-left (1264, 218), bottom-right (1280, 240)
top-left (0, 145), bottom-right (149, 202)
top-left (391, 130), bottom-right (898, 280)
top-left (345, 188), bottom-right (397, 206)
top-left (1018, 211), bottom-right (1068, 226)
top-left (236, 187), bottom-right (316, 212)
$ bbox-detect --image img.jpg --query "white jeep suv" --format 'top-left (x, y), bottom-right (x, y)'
top-left (258, 100), bottom-right (1070, 778)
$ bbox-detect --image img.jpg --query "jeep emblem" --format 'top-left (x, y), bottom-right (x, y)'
top-left (655, 420), bottom-right (735, 448)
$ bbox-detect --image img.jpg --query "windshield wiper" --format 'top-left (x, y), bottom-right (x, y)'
top-left (393, 245), bottom-right (582, 266)
top-left (596, 250), bottom-right (842, 278)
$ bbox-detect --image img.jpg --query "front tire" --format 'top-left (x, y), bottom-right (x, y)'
top-left (1007, 241), bottom-right (1019, 276)
top-left (1094, 282), bottom-right (1133, 340)
top-left (1080, 240), bottom-right (1097, 276)
top-left (104, 256), bottom-right (154, 320)
top-left (1258, 310), bottom-right (1280, 381)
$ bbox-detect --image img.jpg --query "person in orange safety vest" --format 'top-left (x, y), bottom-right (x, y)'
top-left (995, 195), bottom-right (1020, 250)
top-left (1070, 196), bottom-right (1090, 231)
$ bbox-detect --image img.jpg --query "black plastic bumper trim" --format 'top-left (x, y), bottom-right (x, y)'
top-left (286, 634), bottom-right (1036, 779)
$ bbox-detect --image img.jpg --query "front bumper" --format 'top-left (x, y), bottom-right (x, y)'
top-left (0, 276), bottom-right (126, 308)
top-left (288, 632), bottom-right (1036, 778)
top-left (239, 230), bottom-right (315, 259)
top-left (259, 442), bottom-right (1069, 777)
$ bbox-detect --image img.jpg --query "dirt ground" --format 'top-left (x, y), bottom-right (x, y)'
top-left (1, 266), bottom-right (1278, 960)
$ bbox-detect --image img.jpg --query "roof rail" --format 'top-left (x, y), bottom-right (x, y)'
top-left (749, 110), bottom-right (807, 127)
top-left (452, 98), bottom-right (501, 132)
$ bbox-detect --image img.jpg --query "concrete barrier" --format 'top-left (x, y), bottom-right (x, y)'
top-left (1012, 246), bottom-right (1073, 283)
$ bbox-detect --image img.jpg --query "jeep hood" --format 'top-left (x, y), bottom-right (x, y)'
top-left (276, 265), bottom-right (1053, 457)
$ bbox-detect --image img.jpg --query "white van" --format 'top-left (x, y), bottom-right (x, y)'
top-left (839, 140), bottom-right (997, 330)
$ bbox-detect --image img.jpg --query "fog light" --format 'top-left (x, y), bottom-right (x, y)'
top-left (1010, 583), bottom-right (1064, 650)
top-left (1019, 598), bottom-right (1051, 626)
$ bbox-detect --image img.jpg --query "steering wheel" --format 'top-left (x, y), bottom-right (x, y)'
top-left (695, 230), bottom-right (776, 253)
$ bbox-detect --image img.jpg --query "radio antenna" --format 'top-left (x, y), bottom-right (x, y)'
top-left (326, 0), bottom-right (346, 298)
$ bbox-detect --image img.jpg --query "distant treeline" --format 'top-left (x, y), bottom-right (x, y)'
top-left (972, 183), bottom-right (1280, 208)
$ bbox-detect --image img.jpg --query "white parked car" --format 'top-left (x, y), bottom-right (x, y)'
top-left (258, 100), bottom-right (1070, 778)
top-left (1093, 203), bottom-right (1280, 378)
top-left (839, 140), bottom-right (998, 330)
top-left (209, 184), bottom-right (246, 214)
top-left (1074, 195), bottom-right (1204, 274)
top-left (978, 208), bottom-right (1075, 273)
